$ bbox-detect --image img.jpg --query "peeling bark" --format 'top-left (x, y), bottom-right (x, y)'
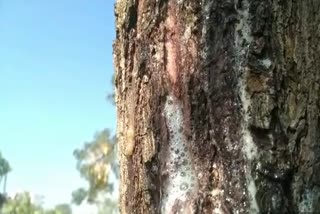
top-left (113, 0), bottom-right (320, 213)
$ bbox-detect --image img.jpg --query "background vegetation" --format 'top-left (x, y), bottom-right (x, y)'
top-left (0, 82), bottom-right (118, 213)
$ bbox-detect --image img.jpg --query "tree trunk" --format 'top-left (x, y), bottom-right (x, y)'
top-left (113, 0), bottom-right (320, 213)
top-left (3, 174), bottom-right (7, 195)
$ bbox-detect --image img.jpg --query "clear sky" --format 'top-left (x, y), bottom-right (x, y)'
top-left (0, 0), bottom-right (116, 213)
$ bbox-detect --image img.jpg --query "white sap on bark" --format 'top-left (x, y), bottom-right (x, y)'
top-left (200, 0), bottom-right (214, 66)
top-left (235, 0), bottom-right (259, 213)
top-left (260, 58), bottom-right (272, 69)
top-left (161, 95), bottom-right (197, 214)
top-left (298, 188), bottom-right (320, 213)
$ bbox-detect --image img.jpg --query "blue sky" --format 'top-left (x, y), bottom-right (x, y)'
top-left (0, 0), bottom-right (116, 211)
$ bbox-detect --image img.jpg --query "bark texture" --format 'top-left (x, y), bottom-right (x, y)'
top-left (113, 0), bottom-right (320, 213)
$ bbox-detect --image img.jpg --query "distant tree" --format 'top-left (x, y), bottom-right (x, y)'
top-left (33, 194), bottom-right (45, 208)
top-left (44, 209), bottom-right (64, 214)
top-left (54, 203), bottom-right (72, 214)
top-left (72, 129), bottom-right (118, 206)
top-left (71, 188), bottom-right (87, 205)
top-left (106, 74), bottom-right (116, 105)
top-left (1, 192), bottom-right (38, 214)
top-left (0, 152), bottom-right (11, 209)
top-left (1, 191), bottom-right (73, 214)
top-left (97, 198), bottom-right (118, 214)
top-left (44, 210), bottom-right (57, 214)
top-left (0, 152), bottom-right (11, 195)
top-left (0, 193), bottom-right (7, 209)
top-left (72, 74), bottom-right (119, 212)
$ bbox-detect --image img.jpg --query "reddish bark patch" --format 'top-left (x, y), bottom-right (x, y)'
top-left (165, 1), bottom-right (182, 98)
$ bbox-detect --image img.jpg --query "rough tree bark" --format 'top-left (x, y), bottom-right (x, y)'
top-left (113, 0), bottom-right (320, 213)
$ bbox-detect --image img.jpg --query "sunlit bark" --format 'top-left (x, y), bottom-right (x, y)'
top-left (114, 0), bottom-right (320, 213)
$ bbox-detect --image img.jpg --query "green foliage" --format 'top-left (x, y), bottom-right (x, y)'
top-left (72, 128), bottom-right (118, 213)
top-left (0, 153), bottom-right (11, 177)
top-left (106, 74), bottom-right (115, 105)
top-left (1, 192), bottom-right (40, 214)
top-left (1, 192), bottom-right (73, 214)
top-left (44, 208), bottom-right (67, 214)
top-left (54, 203), bottom-right (72, 214)
top-left (72, 128), bottom-right (117, 204)
top-left (98, 198), bottom-right (118, 214)
top-left (44, 210), bottom-right (58, 214)
top-left (106, 93), bottom-right (115, 105)
top-left (0, 193), bottom-right (7, 208)
top-left (0, 152), bottom-right (11, 196)
top-left (0, 152), bottom-right (73, 214)
top-left (72, 74), bottom-right (118, 212)
top-left (71, 188), bottom-right (87, 205)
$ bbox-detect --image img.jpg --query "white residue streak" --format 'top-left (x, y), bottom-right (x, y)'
top-left (161, 95), bottom-right (196, 214)
top-left (200, 0), bottom-right (213, 61)
top-left (298, 188), bottom-right (319, 212)
top-left (260, 58), bottom-right (272, 69)
top-left (213, 208), bottom-right (224, 214)
top-left (235, 0), bottom-right (259, 213)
